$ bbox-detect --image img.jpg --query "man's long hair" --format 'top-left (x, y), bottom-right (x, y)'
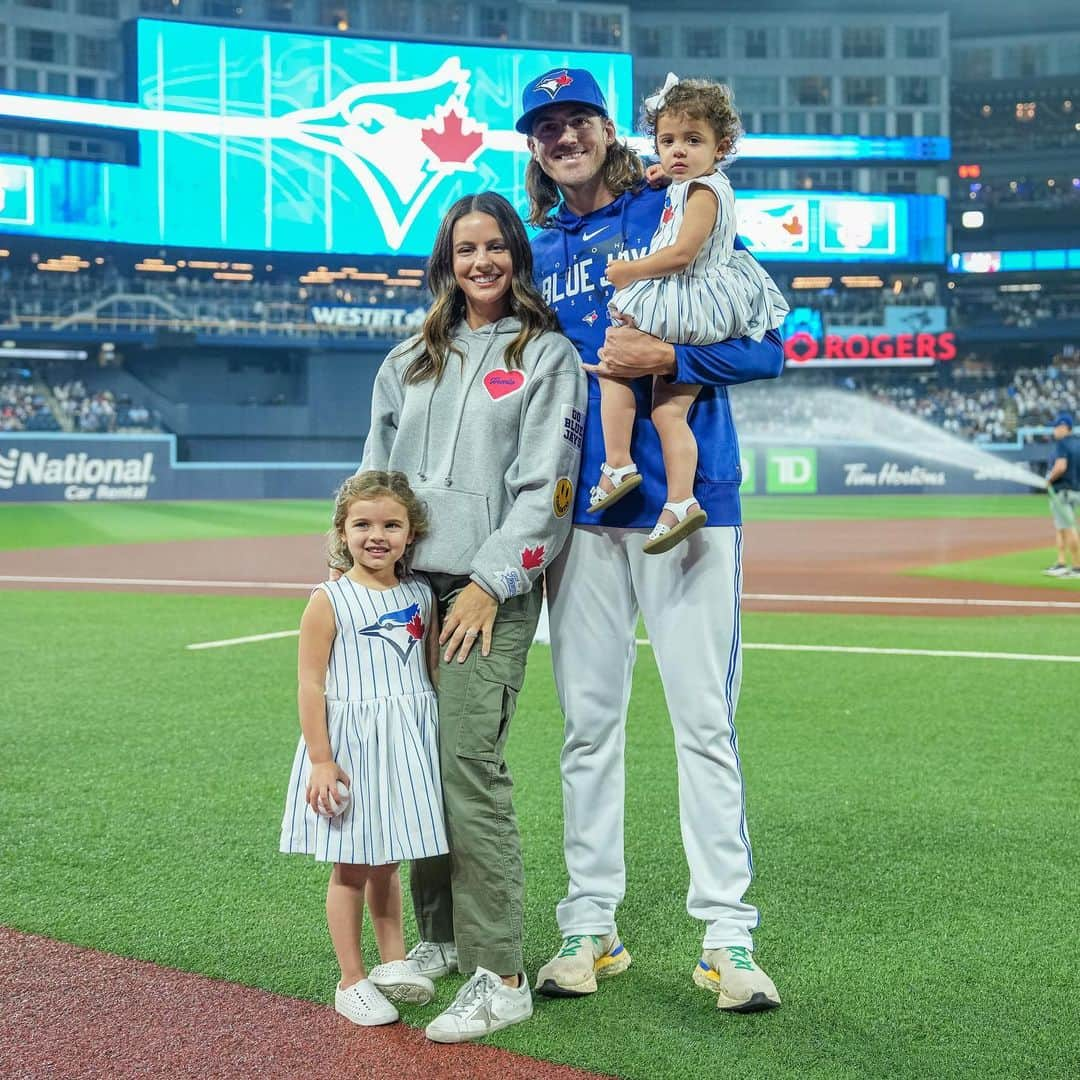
top-left (405, 192), bottom-right (557, 384)
top-left (525, 142), bottom-right (644, 227)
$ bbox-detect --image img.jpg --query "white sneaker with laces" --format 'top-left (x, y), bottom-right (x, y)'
top-left (693, 946), bottom-right (781, 1013)
top-left (369, 959), bottom-right (436, 1005)
top-left (334, 978), bottom-right (399, 1026)
top-left (401, 940), bottom-right (458, 979)
top-left (425, 967), bottom-right (532, 1043)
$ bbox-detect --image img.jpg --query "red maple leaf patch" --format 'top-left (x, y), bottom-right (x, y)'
top-left (661, 205), bottom-right (675, 225)
top-left (520, 544), bottom-right (546, 571)
top-left (421, 107), bottom-right (484, 165)
top-left (406, 613), bottom-right (424, 640)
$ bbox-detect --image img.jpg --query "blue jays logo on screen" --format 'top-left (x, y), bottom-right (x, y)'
top-left (0, 19), bottom-right (631, 256)
top-left (358, 603), bottom-right (424, 664)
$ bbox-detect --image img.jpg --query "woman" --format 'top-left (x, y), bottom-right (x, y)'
top-left (357, 192), bottom-right (586, 1043)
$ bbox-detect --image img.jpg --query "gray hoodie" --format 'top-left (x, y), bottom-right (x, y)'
top-left (361, 318), bottom-right (587, 602)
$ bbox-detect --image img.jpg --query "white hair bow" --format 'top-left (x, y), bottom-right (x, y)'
top-left (644, 72), bottom-right (681, 114)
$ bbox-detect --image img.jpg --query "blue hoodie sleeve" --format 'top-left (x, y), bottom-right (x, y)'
top-left (672, 327), bottom-right (784, 388)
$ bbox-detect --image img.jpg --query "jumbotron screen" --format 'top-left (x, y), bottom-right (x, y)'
top-left (0, 19), bottom-right (633, 256)
top-left (736, 191), bottom-right (945, 264)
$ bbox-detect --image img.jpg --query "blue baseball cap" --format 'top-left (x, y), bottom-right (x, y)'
top-left (516, 68), bottom-right (609, 134)
top-left (1052, 411), bottom-right (1074, 429)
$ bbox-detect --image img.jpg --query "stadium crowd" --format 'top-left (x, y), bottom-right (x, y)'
top-left (0, 260), bottom-right (426, 341)
top-left (0, 375), bottom-right (61, 432)
top-left (732, 355), bottom-right (1080, 443)
top-left (0, 367), bottom-right (163, 434)
top-left (950, 288), bottom-right (1080, 328)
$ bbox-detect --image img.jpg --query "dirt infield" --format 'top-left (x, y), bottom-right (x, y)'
top-left (0, 928), bottom-right (608, 1080)
top-left (0, 515), bottom-right (1067, 615)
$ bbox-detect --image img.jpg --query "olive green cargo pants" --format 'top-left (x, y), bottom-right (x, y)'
top-left (410, 574), bottom-right (542, 977)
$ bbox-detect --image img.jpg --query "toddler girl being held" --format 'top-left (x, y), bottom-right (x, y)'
top-left (600, 74), bottom-right (789, 553)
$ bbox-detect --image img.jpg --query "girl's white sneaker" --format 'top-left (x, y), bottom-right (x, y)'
top-left (334, 978), bottom-right (399, 1026)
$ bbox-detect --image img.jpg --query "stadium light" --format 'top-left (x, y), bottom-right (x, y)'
top-left (961, 211), bottom-right (985, 229)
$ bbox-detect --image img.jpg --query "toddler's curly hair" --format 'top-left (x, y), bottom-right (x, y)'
top-left (327, 470), bottom-right (429, 575)
top-left (643, 78), bottom-right (743, 157)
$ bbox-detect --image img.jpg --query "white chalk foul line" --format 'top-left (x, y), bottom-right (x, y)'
top-left (744, 591), bottom-right (1080, 610)
top-left (743, 642), bottom-right (1080, 664)
top-left (186, 629), bottom-right (300, 650)
top-left (185, 630), bottom-right (1079, 664)
top-left (4, 576), bottom-right (1077, 610)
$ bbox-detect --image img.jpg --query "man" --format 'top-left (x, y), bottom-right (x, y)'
top-left (518, 68), bottom-right (786, 1012)
top-left (1043, 411), bottom-right (1080, 579)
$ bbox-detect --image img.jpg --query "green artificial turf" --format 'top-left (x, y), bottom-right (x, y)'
top-left (0, 499), bottom-right (330, 550)
top-left (0, 494), bottom-right (1048, 553)
top-left (910, 547), bottom-right (1080, 591)
top-left (3, 590), bottom-right (1077, 1079)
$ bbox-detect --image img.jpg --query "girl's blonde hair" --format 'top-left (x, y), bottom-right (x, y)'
top-left (405, 192), bottom-right (558, 385)
top-left (327, 471), bottom-right (429, 576)
top-left (644, 78), bottom-right (743, 158)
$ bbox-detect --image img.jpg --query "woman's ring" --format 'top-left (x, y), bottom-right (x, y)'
top-left (465, 629), bottom-right (478, 638)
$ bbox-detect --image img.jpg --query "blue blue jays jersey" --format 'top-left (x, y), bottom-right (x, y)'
top-left (532, 184), bottom-right (784, 527)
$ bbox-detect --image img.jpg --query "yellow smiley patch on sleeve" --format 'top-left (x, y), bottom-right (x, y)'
top-left (553, 476), bottom-right (574, 517)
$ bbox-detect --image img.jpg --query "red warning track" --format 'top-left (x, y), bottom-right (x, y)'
top-left (0, 928), bottom-right (609, 1080)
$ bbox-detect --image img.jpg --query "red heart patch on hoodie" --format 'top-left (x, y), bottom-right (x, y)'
top-left (483, 369), bottom-right (526, 401)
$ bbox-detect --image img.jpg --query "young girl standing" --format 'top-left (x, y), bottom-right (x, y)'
top-left (600, 73), bottom-right (789, 553)
top-left (279, 470), bottom-right (447, 1027)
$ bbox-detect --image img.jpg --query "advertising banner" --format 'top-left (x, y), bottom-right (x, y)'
top-left (0, 435), bottom-right (352, 502)
top-left (308, 306), bottom-right (426, 332)
top-left (3, 436), bottom-right (1035, 503)
top-left (782, 307), bottom-right (955, 367)
top-left (741, 442), bottom-right (1035, 495)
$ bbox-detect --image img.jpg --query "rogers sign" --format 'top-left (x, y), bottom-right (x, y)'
top-left (784, 330), bottom-right (957, 366)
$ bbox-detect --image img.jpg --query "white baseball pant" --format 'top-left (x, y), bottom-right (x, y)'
top-left (545, 523), bottom-right (759, 949)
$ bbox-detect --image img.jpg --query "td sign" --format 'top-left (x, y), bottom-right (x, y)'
top-left (766, 448), bottom-right (818, 493)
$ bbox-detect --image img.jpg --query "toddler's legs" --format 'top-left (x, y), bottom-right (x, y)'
top-left (327, 862), bottom-right (370, 987)
top-left (599, 375), bottom-right (637, 480)
top-left (652, 380), bottom-right (703, 525)
top-left (365, 863), bottom-right (406, 964)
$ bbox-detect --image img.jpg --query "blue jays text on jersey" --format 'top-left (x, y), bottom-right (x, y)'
top-left (531, 183), bottom-right (785, 529)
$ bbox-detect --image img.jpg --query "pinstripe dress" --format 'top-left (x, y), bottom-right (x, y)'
top-left (611, 169), bottom-right (789, 347)
top-left (279, 575), bottom-right (448, 866)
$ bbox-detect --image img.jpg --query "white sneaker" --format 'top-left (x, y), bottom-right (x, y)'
top-left (334, 978), bottom-right (399, 1026)
top-left (1043, 563), bottom-right (1070, 577)
top-left (693, 947), bottom-right (781, 1013)
top-left (425, 967), bottom-right (532, 1043)
top-left (401, 939), bottom-right (458, 979)
top-left (369, 959), bottom-right (436, 1005)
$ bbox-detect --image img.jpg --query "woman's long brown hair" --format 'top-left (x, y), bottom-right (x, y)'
top-left (404, 192), bottom-right (558, 384)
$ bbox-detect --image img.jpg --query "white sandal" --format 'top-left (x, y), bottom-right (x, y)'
top-left (642, 497), bottom-right (708, 554)
top-left (587, 462), bottom-right (642, 514)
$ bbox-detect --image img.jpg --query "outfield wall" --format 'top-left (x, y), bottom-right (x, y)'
top-left (739, 444), bottom-right (1042, 496)
top-left (0, 434), bottom-right (1041, 503)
